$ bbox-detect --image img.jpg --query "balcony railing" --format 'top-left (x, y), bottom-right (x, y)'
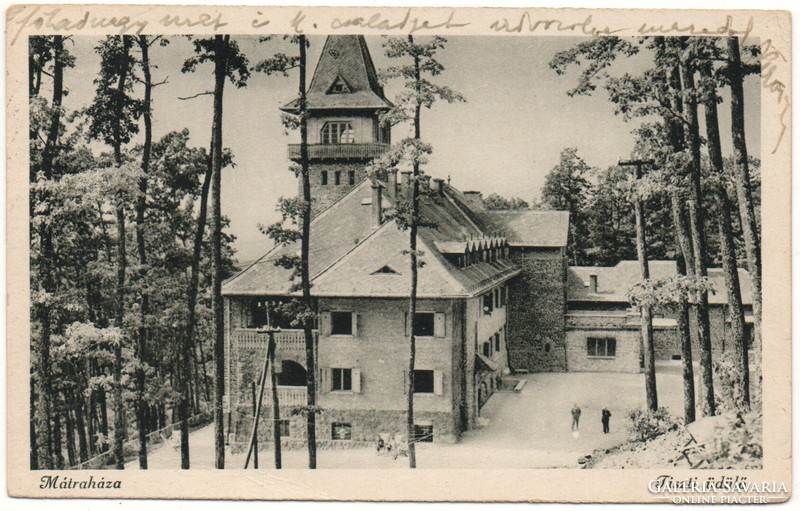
top-left (287, 143), bottom-right (389, 161)
top-left (271, 385), bottom-right (307, 407)
top-left (232, 328), bottom-right (316, 350)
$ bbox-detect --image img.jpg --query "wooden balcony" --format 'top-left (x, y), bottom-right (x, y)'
top-left (232, 328), bottom-right (316, 351)
top-left (287, 143), bottom-right (389, 161)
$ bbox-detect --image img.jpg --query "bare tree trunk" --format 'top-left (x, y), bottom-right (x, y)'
top-left (30, 376), bottom-right (39, 469)
top-left (34, 34), bottom-right (66, 470)
top-left (681, 47), bottom-right (715, 416)
top-left (64, 398), bottom-right (77, 467)
top-left (135, 34), bottom-right (153, 470)
top-left (406, 34), bottom-right (422, 468)
top-left (111, 37), bottom-right (133, 471)
top-left (297, 34), bottom-right (318, 470)
top-left (700, 61), bottom-right (749, 409)
top-left (181, 141), bottom-right (214, 469)
top-left (73, 390), bottom-right (89, 463)
top-left (53, 410), bottom-right (64, 469)
top-left (211, 34), bottom-right (228, 470)
top-left (268, 334), bottom-right (282, 469)
top-left (727, 36), bottom-right (762, 397)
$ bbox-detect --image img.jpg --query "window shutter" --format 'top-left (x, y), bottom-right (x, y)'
top-left (351, 312), bottom-right (359, 338)
top-left (434, 313), bottom-right (446, 337)
top-left (320, 312), bottom-right (331, 336)
top-left (434, 370), bottom-right (443, 396)
top-left (320, 368), bottom-right (332, 393)
top-left (352, 368), bottom-right (361, 393)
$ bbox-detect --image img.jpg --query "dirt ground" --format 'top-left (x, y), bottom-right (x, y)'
top-left (129, 361), bottom-right (701, 470)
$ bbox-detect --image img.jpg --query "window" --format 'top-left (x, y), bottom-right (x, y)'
top-left (587, 337), bottom-right (617, 358)
top-left (413, 424), bottom-right (434, 443)
top-left (332, 368), bottom-right (352, 391)
top-left (483, 294), bottom-right (494, 315)
top-left (483, 341), bottom-right (491, 358)
top-left (334, 171), bottom-right (341, 185)
top-left (321, 170), bottom-right (328, 185)
top-left (348, 170), bottom-right (356, 185)
top-left (499, 286), bottom-right (506, 307)
top-left (248, 299), bottom-right (268, 329)
top-left (413, 313), bottom-right (435, 337)
top-left (328, 76), bottom-right (351, 94)
top-left (330, 311), bottom-right (353, 335)
top-left (277, 419), bottom-right (290, 437)
top-left (321, 122), bottom-right (355, 144)
top-left (331, 422), bottom-right (352, 440)
top-left (414, 370), bottom-right (434, 394)
top-left (495, 332), bottom-right (501, 352)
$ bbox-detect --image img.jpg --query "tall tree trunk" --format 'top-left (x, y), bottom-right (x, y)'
top-left (680, 46), bottom-right (715, 417)
top-left (34, 34), bottom-right (65, 470)
top-left (726, 36), bottom-right (762, 397)
top-left (211, 34), bottom-right (228, 470)
top-left (700, 62), bottom-right (749, 409)
top-left (406, 34), bottom-right (422, 468)
top-left (135, 34), bottom-right (153, 470)
top-left (53, 410), bottom-right (64, 469)
top-left (99, 386), bottom-right (110, 453)
top-left (30, 375), bottom-right (38, 469)
top-left (112, 37), bottom-right (133, 470)
top-left (182, 140), bottom-right (213, 469)
top-left (298, 34), bottom-right (318, 470)
top-left (64, 398), bottom-right (77, 467)
top-left (659, 39), bottom-right (696, 423)
top-left (633, 164), bottom-right (657, 411)
top-left (268, 334), bottom-right (282, 469)
top-left (73, 390), bottom-right (89, 463)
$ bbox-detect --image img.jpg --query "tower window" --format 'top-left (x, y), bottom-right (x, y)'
top-left (322, 122), bottom-right (355, 144)
top-left (321, 170), bottom-right (328, 185)
top-left (348, 170), bottom-right (356, 185)
top-left (334, 171), bottom-right (341, 185)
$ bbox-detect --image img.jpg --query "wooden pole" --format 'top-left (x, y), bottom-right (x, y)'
top-left (250, 381), bottom-right (258, 469)
top-left (244, 328), bottom-right (280, 469)
top-left (619, 159), bottom-right (658, 411)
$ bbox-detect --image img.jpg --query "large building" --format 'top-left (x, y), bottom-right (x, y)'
top-left (222, 35), bottom-right (753, 446)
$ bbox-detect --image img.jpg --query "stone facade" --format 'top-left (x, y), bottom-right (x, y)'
top-left (506, 247), bottom-right (568, 372)
top-left (303, 161), bottom-right (372, 217)
top-left (225, 287), bottom-right (510, 445)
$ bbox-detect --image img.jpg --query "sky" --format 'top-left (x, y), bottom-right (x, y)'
top-left (62, 35), bottom-right (761, 262)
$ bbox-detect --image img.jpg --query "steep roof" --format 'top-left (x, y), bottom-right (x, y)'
top-left (281, 35), bottom-right (393, 112)
top-left (567, 260), bottom-right (753, 305)
top-left (223, 179), bottom-right (520, 298)
top-left (483, 210), bottom-right (570, 247)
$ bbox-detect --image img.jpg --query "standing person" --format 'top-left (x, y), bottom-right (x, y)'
top-left (571, 403), bottom-right (582, 432)
top-left (601, 408), bottom-right (612, 434)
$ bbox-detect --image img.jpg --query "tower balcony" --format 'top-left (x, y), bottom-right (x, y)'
top-left (288, 143), bottom-right (389, 161)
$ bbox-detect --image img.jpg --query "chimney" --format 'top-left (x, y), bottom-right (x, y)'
top-left (371, 181), bottom-right (383, 227)
top-left (387, 169), bottom-right (398, 200)
top-left (400, 171), bottom-right (412, 198)
top-left (432, 178), bottom-right (445, 196)
top-left (589, 275), bottom-right (598, 294)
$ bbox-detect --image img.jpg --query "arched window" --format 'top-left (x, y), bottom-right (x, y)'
top-left (321, 122), bottom-right (355, 144)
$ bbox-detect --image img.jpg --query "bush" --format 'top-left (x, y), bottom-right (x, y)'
top-left (626, 407), bottom-right (682, 442)
top-left (700, 412), bottom-right (763, 469)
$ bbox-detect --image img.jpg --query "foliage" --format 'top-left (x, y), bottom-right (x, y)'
top-left (483, 193), bottom-right (529, 211)
top-left (712, 356), bottom-right (750, 413)
top-left (626, 406), bottom-right (682, 442)
top-left (699, 412), bottom-right (763, 469)
top-left (627, 275), bottom-right (715, 309)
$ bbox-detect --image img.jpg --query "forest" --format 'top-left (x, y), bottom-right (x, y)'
top-left (29, 34), bottom-right (761, 470)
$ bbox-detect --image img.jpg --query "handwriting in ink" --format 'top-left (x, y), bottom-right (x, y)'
top-left (638, 16), bottom-right (753, 44)
top-left (251, 11), bottom-right (271, 29)
top-left (490, 14), bottom-right (624, 35)
top-left (760, 39), bottom-right (790, 154)
top-left (159, 12), bottom-right (227, 31)
top-left (331, 9), bottom-right (469, 34)
top-left (8, 5), bottom-right (148, 45)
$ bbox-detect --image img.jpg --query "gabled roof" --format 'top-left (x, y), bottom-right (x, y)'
top-left (223, 178), bottom-right (521, 299)
top-left (567, 260), bottom-right (753, 305)
top-left (483, 210), bottom-right (570, 248)
top-left (281, 35), bottom-right (393, 112)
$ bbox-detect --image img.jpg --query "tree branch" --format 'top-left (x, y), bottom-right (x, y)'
top-left (178, 91), bottom-right (213, 101)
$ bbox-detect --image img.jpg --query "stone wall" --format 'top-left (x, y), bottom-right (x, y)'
top-left (306, 162), bottom-right (371, 217)
top-left (506, 247), bottom-right (567, 372)
top-left (565, 328), bottom-right (641, 373)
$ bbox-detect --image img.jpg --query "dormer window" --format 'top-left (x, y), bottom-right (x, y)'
top-left (327, 75), bottom-right (351, 94)
top-left (322, 122), bottom-right (355, 144)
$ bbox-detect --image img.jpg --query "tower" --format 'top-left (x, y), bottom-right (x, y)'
top-left (282, 35), bottom-right (393, 216)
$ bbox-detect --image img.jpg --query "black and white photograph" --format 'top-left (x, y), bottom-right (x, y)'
top-left (7, 3), bottom-right (792, 503)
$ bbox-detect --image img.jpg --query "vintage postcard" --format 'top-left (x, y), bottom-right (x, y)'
top-left (6, 3), bottom-right (792, 503)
